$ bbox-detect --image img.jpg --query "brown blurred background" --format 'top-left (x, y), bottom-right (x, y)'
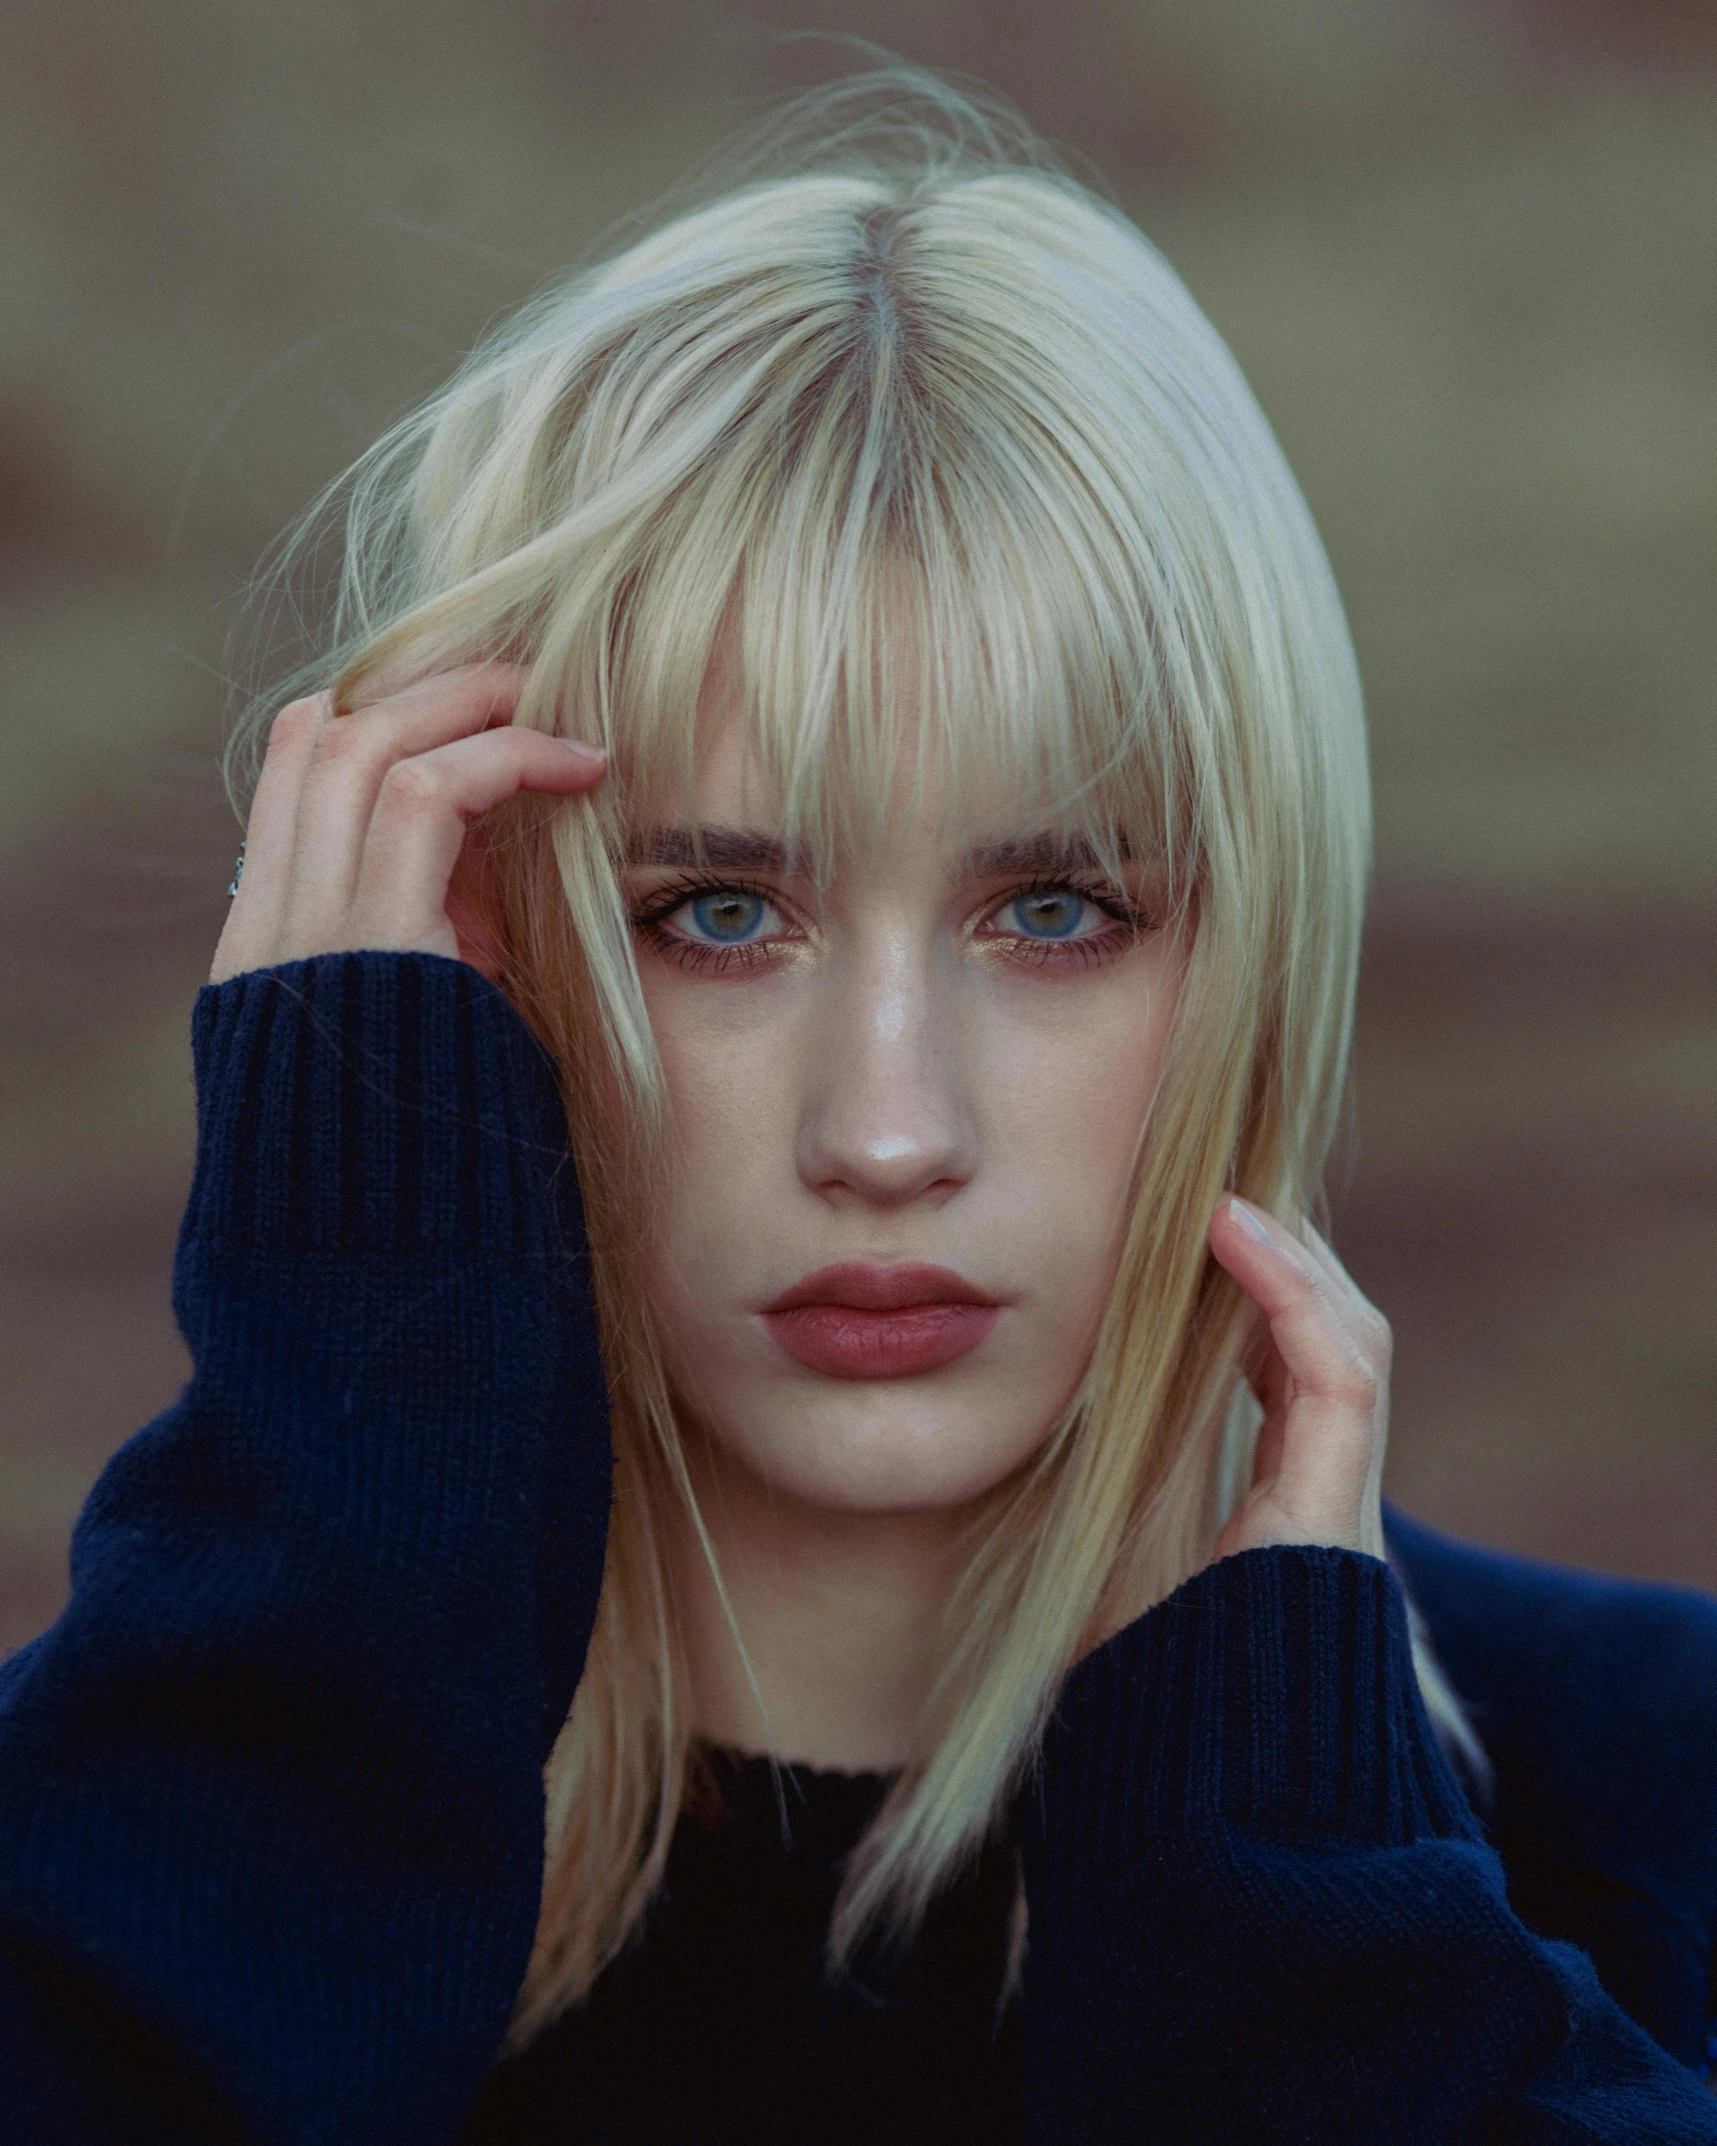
top-left (2, 0), bottom-right (1713, 1651)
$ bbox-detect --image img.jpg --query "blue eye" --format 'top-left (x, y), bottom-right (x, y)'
top-left (684, 890), bottom-right (769, 942)
top-left (1006, 890), bottom-right (1090, 939)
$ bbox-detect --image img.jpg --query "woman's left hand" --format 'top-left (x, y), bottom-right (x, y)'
top-left (1205, 1195), bottom-right (1390, 1564)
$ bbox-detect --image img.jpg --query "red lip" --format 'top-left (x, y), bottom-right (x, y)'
top-left (760, 1263), bottom-right (1004, 1380)
top-left (762, 1263), bottom-right (1000, 1314)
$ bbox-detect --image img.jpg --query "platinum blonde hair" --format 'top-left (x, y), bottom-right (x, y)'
top-left (235, 70), bottom-right (1484, 2041)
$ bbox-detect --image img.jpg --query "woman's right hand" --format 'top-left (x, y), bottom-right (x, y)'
top-left (209, 663), bottom-right (606, 987)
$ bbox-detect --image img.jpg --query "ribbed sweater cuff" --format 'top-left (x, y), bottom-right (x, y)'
top-left (180, 951), bottom-right (575, 1257)
top-left (1032, 1547), bottom-right (1481, 1880)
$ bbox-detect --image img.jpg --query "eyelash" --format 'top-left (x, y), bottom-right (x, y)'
top-left (629, 875), bottom-right (784, 976)
top-left (627, 871), bottom-right (1150, 976)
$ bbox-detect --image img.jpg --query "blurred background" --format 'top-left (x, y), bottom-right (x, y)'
top-left (2, 0), bottom-right (1713, 1650)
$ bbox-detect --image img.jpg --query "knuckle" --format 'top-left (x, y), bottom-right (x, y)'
top-left (265, 696), bottom-right (325, 753)
top-left (377, 755), bottom-right (445, 811)
top-left (306, 716), bottom-right (367, 773)
top-left (1339, 1347), bottom-right (1382, 1399)
top-left (1337, 1359), bottom-right (1381, 1411)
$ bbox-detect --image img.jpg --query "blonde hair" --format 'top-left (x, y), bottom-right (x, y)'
top-left (234, 68), bottom-right (1484, 2042)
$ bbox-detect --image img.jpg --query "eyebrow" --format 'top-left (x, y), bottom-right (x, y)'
top-left (623, 826), bottom-right (813, 873)
top-left (622, 825), bottom-right (1135, 879)
top-left (961, 831), bottom-right (1133, 878)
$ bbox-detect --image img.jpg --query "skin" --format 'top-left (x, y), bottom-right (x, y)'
top-left (213, 661), bottom-right (1391, 1770)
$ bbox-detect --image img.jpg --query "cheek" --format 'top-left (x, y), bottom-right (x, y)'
top-left (976, 970), bottom-right (1177, 1212)
top-left (635, 975), bottom-right (792, 1298)
top-left (965, 971), bottom-right (1181, 1402)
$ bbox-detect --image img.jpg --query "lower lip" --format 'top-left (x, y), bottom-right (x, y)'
top-left (762, 1303), bottom-right (1002, 1380)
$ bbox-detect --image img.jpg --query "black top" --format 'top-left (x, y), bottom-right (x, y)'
top-left (462, 1747), bottom-right (1024, 2144)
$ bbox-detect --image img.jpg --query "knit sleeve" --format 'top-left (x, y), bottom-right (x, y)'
top-left (0, 952), bottom-right (612, 2146)
top-left (1018, 1546), bottom-right (1717, 2145)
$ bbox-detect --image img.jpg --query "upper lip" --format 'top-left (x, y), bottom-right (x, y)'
top-left (761, 1262), bottom-right (1002, 1314)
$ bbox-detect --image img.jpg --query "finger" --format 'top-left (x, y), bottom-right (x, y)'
top-left (1245, 1372), bottom-right (1287, 1474)
top-left (1289, 1217), bottom-right (1393, 1412)
top-left (1211, 1199), bottom-right (1380, 1398)
top-left (443, 812), bottom-right (523, 981)
top-left (1242, 1206), bottom-right (1388, 1383)
top-left (1209, 1196), bottom-right (1382, 1491)
top-left (1242, 1322), bottom-right (1291, 1421)
top-left (1292, 1215), bottom-right (1374, 1320)
top-left (444, 873), bottom-right (509, 982)
top-left (280, 664), bottom-right (535, 942)
top-left (344, 728), bottom-right (605, 954)
top-left (1210, 1196), bottom-right (1310, 1310)
top-left (1216, 1204), bottom-right (1318, 1430)
top-left (338, 659), bottom-right (532, 731)
top-left (209, 694), bottom-right (329, 983)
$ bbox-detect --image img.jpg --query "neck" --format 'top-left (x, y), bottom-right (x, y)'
top-left (673, 1427), bottom-right (964, 1772)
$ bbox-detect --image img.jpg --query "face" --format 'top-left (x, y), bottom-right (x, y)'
top-left (623, 702), bottom-right (1185, 1521)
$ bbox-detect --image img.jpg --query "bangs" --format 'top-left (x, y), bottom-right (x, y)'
top-left (513, 220), bottom-right (1201, 894)
top-left (618, 495), bottom-right (1181, 890)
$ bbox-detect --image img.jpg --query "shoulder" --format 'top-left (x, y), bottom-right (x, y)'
top-left (1383, 1502), bottom-right (1717, 2069)
top-left (1386, 1499), bottom-right (1717, 1698)
top-left (1383, 1503), bottom-right (1717, 1816)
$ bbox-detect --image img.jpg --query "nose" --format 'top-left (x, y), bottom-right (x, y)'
top-left (795, 926), bottom-right (976, 1211)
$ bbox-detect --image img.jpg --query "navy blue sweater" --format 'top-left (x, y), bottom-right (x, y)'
top-left (2, 951), bottom-right (1714, 2143)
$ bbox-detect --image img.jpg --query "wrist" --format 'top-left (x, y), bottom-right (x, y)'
top-left (182, 949), bottom-right (574, 1258)
top-left (1026, 1545), bottom-right (1479, 1900)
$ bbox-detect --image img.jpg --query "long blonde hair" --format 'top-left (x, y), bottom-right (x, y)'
top-left (233, 69), bottom-right (1482, 2041)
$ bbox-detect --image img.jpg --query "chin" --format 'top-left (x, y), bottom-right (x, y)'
top-left (705, 1381), bottom-right (1052, 1516)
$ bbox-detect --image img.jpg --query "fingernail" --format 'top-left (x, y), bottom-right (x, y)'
top-left (558, 738), bottom-right (605, 760)
top-left (1226, 1196), bottom-right (1273, 1243)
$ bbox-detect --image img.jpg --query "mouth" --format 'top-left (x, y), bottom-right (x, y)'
top-left (759, 1262), bottom-right (1005, 1381)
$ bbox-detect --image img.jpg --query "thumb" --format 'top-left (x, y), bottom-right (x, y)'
top-left (444, 825), bottom-right (510, 982)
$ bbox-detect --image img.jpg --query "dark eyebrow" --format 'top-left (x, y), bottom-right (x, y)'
top-left (623, 825), bottom-right (813, 873)
top-left (961, 831), bottom-right (1133, 878)
top-left (625, 825), bottom-right (1136, 878)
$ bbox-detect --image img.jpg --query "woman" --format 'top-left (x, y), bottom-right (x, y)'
top-left (3, 73), bottom-right (1714, 2145)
